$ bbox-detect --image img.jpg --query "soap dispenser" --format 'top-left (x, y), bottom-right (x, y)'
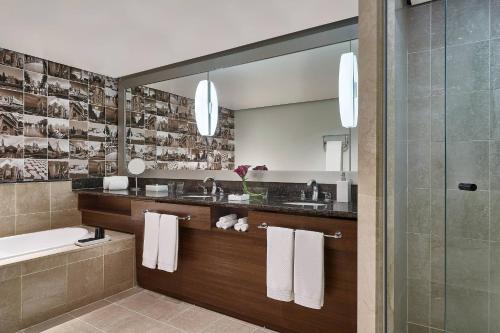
top-left (336, 172), bottom-right (351, 203)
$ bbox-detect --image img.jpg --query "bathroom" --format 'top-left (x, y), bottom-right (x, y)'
top-left (1, 0), bottom-right (492, 332)
top-left (0, 2), bottom-right (361, 332)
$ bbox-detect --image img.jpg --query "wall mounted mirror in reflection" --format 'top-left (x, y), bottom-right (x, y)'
top-left (125, 39), bottom-right (358, 173)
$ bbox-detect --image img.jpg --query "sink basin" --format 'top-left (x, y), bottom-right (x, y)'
top-left (283, 202), bottom-right (327, 208)
top-left (182, 195), bottom-right (213, 199)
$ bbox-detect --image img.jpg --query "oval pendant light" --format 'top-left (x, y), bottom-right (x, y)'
top-left (195, 79), bottom-right (218, 136)
top-left (338, 52), bottom-right (358, 128)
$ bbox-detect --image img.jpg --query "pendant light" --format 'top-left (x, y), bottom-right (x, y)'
top-left (195, 75), bottom-right (218, 136)
top-left (338, 52), bottom-right (358, 128)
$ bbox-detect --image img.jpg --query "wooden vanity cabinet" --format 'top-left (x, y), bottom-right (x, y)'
top-left (78, 194), bottom-right (357, 333)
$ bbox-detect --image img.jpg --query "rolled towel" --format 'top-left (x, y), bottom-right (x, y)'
top-left (239, 224), bottom-right (249, 232)
top-left (216, 220), bottom-right (222, 228)
top-left (220, 218), bottom-right (237, 230)
top-left (234, 217), bottom-right (249, 232)
top-left (219, 214), bottom-right (237, 223)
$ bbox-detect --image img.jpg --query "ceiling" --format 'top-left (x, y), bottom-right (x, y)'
top-left (0, 0), bottom-right (357, 78)
top-left (148, 40), bottom-right (358, 110)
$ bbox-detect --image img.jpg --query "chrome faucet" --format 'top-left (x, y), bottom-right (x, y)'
top-left (203, 177), bottom-right (217, 195)
top-left (307, 179), bottom-right (319, 201)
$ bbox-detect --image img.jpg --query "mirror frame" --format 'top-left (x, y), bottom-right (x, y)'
top-left (117, 17), bottom-right (358, 179)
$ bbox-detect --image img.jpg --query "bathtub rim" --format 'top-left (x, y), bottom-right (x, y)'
top-left (0, 226), bottom-right (134, 267)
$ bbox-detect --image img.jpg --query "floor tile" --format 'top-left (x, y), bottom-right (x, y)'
top-left (202, 316), bottom-right (255, 333)
top-left (117, 290), bottom-right (191, 323)
top-left (168, 306), bottom-right (223, 333)
top-left (79, 303), bottom-right (170, 333)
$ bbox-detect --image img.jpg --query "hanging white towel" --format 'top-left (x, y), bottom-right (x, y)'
top-left (157, 214), bottom-right (179, 273)
top-left (293, 230), bottom-right (324, 309)
top-left (266, 226), bottom-right (295, 302)
top-left (142, 212), bottom-right (161, 269)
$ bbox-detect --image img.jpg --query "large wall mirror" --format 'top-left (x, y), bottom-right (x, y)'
top-left (119, 19), bottom-right (358, 183)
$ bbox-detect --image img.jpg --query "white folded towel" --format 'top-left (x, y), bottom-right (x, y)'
top-left (239, 224), bottom-right (249, 232)
top-left (266, 226), bottom-right (294, 302)
top-left (142, 212), bottom-right (161, 269)
top-left (157, 214), bottom-right (179, 273)
top-left (238, 217), bottom-right (248, 224)
top-left (293, 230), bottom-right (324, 309)
top-left (104, 176), bottom-right (129, 190)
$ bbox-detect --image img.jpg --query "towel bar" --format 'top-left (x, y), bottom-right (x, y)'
top-left (143, 209), bottom-right (191, 222)
top-left (257, 223), bottom-right (342, 239)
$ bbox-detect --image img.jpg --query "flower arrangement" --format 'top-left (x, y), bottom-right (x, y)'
top-left (233, 165), bottom-right (267, 197)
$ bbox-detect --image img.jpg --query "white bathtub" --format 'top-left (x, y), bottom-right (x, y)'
top-left (0, 227), bottom-right (89, 260)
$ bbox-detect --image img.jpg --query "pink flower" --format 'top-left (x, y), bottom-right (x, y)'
top-left (234, 165), bottom-right (251, 179)
top-left (253, 165), bottom-right (268, 171)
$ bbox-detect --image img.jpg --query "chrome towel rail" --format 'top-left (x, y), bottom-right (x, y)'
top-left (143, 209), bottom-right (191, 222)
top-left (257, 222), bottom-right (342, 239)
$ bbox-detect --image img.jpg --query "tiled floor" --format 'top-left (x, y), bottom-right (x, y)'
top-left (20, 287), bottom-right (278, 333)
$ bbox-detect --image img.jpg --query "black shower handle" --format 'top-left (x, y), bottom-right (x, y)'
top-left (458, 183), bottom-right (477, 191)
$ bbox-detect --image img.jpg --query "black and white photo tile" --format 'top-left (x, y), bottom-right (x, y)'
top-left (69, 159), bottom-right (88, 178)
top-left (24, 70), bottom-right (47, 95)
top-left (48, 96), bottom-right (69, 119)
top-left (24, 94), bottom-right (47, 116)
top-left (24, 137), bottom-right (47, 159)
top-left (0, 135), bottom-right (23, 158)
top-left (24, 56), bottom-right (47, 74)
top-left (89, 104), bottom-right (105, 123)
top-left (0, 88), bottom-right (23, 113)
top-left (0, 47), bottom-right (119, 182)
top-left (0, 64), bottom-right (23, 91)
top-left (48, 77), bottom-right (69, 98)
top-left (0, 112), bottom-right (23, 136)
top-left (70, 101), bottom-right (87, 121)
top-left (126, 85), bottom-right (235, 170)
top-left (0, 158), bottom-right (23, 182)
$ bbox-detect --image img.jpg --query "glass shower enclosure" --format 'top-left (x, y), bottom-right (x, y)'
top-left (385, 0), bottom-right (499, 332)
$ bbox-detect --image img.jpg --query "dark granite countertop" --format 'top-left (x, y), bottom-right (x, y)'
top-left (74, 188), bottom-right (357, 220)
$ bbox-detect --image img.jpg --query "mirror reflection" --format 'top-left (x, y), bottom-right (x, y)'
top-left (125, 39), bottom-right (358, 172)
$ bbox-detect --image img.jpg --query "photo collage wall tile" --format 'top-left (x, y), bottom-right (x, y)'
top-left (0, 47), bottom-right (118, 182)
top-left (125, 86), bottom-right (235, 171)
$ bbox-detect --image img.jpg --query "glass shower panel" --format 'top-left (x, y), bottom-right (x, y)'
top-left (445, 0), bottom-right (496, 332)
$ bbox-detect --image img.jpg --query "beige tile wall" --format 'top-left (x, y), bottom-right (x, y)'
top-left (358, 0), bottom-right (385, 332)
top-left (0, 232), bottom-right (135, 332)
top-left (0, 181), bottom-right (81, 237)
